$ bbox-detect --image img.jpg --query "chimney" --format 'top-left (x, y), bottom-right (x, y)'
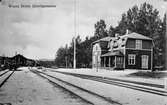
top-left (126, 29), bottom-right (129, 34)
top-left (115, 33), bottom-right (120, 40)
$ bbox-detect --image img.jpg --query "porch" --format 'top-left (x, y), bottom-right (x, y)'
top-left (101, 51), bottom-right (124, 70)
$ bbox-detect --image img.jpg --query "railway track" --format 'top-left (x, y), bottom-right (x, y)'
top-left (31, 69), bottom-right (121, 105)
top-left (0, 70), bottom-right (14, 88)
top-left (0, 70), bottom-right (10, 77)
top-left (50, 70), bottom-right (167, 97)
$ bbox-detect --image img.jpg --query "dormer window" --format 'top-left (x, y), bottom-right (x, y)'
top-left (121, 44), bottom-right (125, 47)
top-left (136, 40), bottom-right (142, 49)
top-left (113, 45), bottom-right (118, 48)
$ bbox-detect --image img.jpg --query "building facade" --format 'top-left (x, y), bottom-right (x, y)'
top-left (92, 32), bottom-right (153, 70)
top-left (0, 54), bottom-right (35, 70)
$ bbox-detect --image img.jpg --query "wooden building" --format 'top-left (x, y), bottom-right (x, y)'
top-left (0, 54), bottom-right (35, 70)
top-left (92, 32), bottom-right (154, 70)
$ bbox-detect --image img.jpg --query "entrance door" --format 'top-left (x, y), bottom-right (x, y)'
top-left (116, 57), bottom-right (124, 69)
top-left (141, 55), bottom-right (149, 69)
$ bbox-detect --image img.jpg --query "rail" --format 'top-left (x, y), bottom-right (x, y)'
top-left (31, 69), bottom-right (121, 105)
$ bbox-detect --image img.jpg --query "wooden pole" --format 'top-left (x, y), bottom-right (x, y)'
top-left (104, 57), bottom-right (106, 67)
top-left (109, 57), bottom-right (111, 68)
top-left (115, 56), bottom-right (116, 68)
top-left (73, 37), bottom-right (76, 69)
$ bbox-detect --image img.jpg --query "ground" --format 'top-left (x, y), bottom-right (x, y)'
top-left (0, 67), bottom-right (167, 105)
top-left (0, 68), bottom-right (90, 105)
top-left (44, 68), bottom-right (167, 105)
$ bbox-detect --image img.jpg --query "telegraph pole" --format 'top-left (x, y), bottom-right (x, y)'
top-left (74, 37), bottom-right (76, 69)
top-left (73, 0), bottom-right (76, 69)
top-left (65, 44), bottom-right (68, 68)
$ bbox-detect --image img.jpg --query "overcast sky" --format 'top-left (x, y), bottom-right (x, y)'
top-left (0, 0), bottom-right (166, 59)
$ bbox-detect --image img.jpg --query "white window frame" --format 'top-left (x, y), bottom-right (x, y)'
top-left (128, 54), bottom-right (136, 65)
top-left (136, 40), bottom-right (142, 49)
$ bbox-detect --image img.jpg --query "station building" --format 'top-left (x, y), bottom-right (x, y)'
top-left (92, 32), bottom-right (154, 70)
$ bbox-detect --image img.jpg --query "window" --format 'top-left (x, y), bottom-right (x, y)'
top-left (136, 40), bottom-right (142, 49)
top-left (128, 54), bottom-right (136, 65)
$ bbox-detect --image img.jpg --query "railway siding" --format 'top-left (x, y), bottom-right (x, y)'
top-left (34, 69), bottom-right (167, 105)
top-left (32, 70), bottom-right (121, 105)
top-left (1, 68), bottom-right (94, 105)
top-left (51, 71), bottom-right (167, 96)
top-left (51, 70), bottom-right (164, 89)
top-left (0, 70), bottom-right (9, 76)
top-left (0, 71), bottom-right (14, 88)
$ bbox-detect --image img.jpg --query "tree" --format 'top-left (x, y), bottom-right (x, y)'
top-left (153, 14), bottom-right (166, 68)
top-left (116, 2), bottom-right (165, 68)
top-left (94, 19), bottom-right (108, 38)
top-left (55, 2), bottom-right (165, 69)
top-left (67, 35), bottom-right (83, 68)
top-left (117, 2), bottom-right (162, 38)
top-left (55, 47), bottom-right (67, 67)
top-left (126, 5), bottom-right (139, 32)
top-left (108, 25), bottom-right (115, 37)
top-left (136, 3), bottom-right (161, 38)
top-left (116, 13), bottom-right (128, 35)
top-left (162, 14), bottom-right (166, 68)
top-left (79, 36), bottom-right (92, 67)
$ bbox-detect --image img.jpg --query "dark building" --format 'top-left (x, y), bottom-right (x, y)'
top-left (0, 54), bottom-right (35, 70)
top-left (92, 32), bottom-right (153, 70)
top-left (11, 54), bottom-right (27, 66)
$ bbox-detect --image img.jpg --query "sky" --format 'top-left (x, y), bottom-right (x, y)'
top-left (0, 0), bottom-right (166, 60)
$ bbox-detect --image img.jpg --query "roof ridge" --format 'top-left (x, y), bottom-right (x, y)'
top-left (122, 32), bottom-right (152, 40)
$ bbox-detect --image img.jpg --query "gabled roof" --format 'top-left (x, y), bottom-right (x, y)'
top-left (93, 37), bottom-right (114, 44)
top-left (12, 54), bottom-right (27, 60)
top-left (121, 32), bottom-right (152, 40)
top-left (93, 32), bottom-right (152, 44)
top-left (92, 32), bottom-right (153, 51)
top-left (101, 50), bottom-right (124, 57)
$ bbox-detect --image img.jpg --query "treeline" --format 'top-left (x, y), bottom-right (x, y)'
top-left (37, 60), bottom-right (56, 68)
top-left (55, 2), bottom-right (166, 68)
